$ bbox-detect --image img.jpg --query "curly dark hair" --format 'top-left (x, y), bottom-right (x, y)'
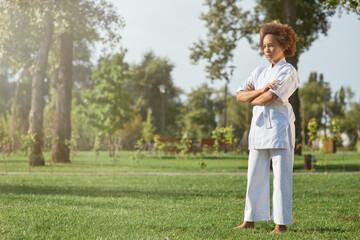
top-left (260, 21), bottom-right (298, 57)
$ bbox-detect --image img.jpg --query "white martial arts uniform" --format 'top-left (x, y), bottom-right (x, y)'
top-left (236, 58), bottom-right (299, 225)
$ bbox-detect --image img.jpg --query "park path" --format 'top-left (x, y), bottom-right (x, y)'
top-left (0, 171), bottom-right (359, 176)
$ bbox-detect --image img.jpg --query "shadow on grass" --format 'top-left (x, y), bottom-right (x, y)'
top-left (157, 155), bottom-right (248, 161)
top-left (291, 227), bottom-right (348, 233)
top-left (0, 184), bottom-right (243, 200)
top-left (293, 163), bottom-right (360, 172)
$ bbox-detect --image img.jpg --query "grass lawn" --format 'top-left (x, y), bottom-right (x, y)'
top-left (0, 151), bottom-right (359, 173)
top-left (0, 173), bottom-right (359, 239)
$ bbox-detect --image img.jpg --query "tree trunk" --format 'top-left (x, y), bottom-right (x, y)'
top-left (287, 54), bottom-right (302, 155)
top-left (51, 33), bottom-right (73, 163)
top-left (28, 17), bottom-right (54, 166)
top-left (281, 0), bottom-right (302, 155)
top-left (108, 135), bottom-right (114, 157)
top-left (10, 75), bottom-right (21, 152)
top-left (223, 82), bottom-right (228, 127)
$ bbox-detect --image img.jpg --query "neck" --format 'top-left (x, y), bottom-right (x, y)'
top-left (271, 56), bottom-right (284, 67)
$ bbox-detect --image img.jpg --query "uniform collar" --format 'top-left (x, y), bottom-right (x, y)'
top-left (270, 57), bottom-right (286, 69)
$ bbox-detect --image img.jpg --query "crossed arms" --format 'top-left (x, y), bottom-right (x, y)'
top-left (236, 80), bottom-right (280, 105)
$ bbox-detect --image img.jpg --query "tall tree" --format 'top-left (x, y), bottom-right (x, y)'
top-left (0, 0), bottom-right (49, 160)
top-left (299, 72), bottom-right (331, 144)
top-left (28, 7), bottom-right (54, 166)
top-left (82, 52), bottom-right (134, 156)
top-left (51, 0), bottom-right (124, 162)
top-left (124, 52), bottom-right (182, 137)
top-left (190, 0), bottom-right (251, 128)
top-left (329, 86), bottom-right (346, 119)
top-left (51, 32), bottom-right (72, 163)
top-left (342, 102), bottom-right (360, 146)
top-left (180, 83), bottom-right (217, 138)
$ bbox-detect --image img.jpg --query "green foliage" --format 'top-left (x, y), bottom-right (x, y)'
top-left (0, 74), bottom-right (16, 118)
top-left (180, 83), bottom-right (216, 138)
top-left (119, 114), bottom-right (143, 151)
top-left (70, 98), bottom-right (94, 150)
top-left (92, 134), bottom-right (102, 158)
top-left (198, 160), bottom-right (207, 169)
top-left (214, 90), bottom-right (251, 139)
top-left (142, 109), bottom-right (156, 144)
top-left (0, 0), bottom-right (42, 72)
top-left (20, 133), bottom-right (37, 158)
top-left (0, 130), bottom-right (10, 148)
top-left (177, 138), bottom-right (193, 159)
top-left (356, 141), bottom-right (360, 153)
top-left (64, 135), bottom-right (79, 161)
top-left (124, 51), bottom-right (182, 137)
top-left (190, 0), bottom-right (251, 82)
top-left (329, 86), bottom-right (346, 118)
top-left (342, 102), bottom-right (360, 143)
top-left (0, 0), bottom-right (125, 155)
top-left (82, 51), bottom-right (134, 138)
top-left (321, 0), bottom-right (360, 15)
top-left (153, 135), bottom-right (165, 159)
top-left (299, 72), bottom-right (329, 129)
top-left (212, 126), bottom-right (236, 157)
top-left (130, 138), bottom-right (145, 163)
top-left (0, 130), bottom-right (10, 172)
top-left (43, 135), bottom-right (53, 152)
top-left (307, 118), bottom-right (318, 148)
top-left (0, 130), bottom-right (11, 153)
top-left (330, 118), bottom-right (341, 145)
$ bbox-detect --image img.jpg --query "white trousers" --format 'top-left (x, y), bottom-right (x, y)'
top-left (244, 148), bottom-right (294, 225)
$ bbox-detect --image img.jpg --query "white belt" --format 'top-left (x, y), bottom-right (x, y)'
top-left (255, 106), bottom-right (272, 129)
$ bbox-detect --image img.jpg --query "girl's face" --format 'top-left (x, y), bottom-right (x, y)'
top-left (263, 34), bottom-right (285, 65)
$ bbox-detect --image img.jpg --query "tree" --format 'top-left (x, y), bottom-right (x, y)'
top-left (124, 52), bottom-right (182, 137)
top-left (342, 102), bottom-right (360, 146)
top-left (51, 0), bottom-right (124, 162)
top-left (190, 0), bottom-right (251, 127)
top-left (0, 1), bottom-right (52, 164)
top-left (0, 75), bottom-right (12, 117)
top-left (82, 52), bottom-right (134, 156)
top-left (222, 93), bottom-right (252, 148)
top-left (300, 72), bottom-right (330, 144)
top-left (51, 32), bottom-right (72, 163)
top-left (321, 0), bottom-right (360, 16)
top-left (180, 83), bottom-right (217, 138)
top-left (328, 86), bottom-right (346, 118)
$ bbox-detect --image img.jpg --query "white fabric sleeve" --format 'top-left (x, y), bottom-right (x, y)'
top-left (269, 66), bottom-right (299, 103)
top-left (235, 67), bottom-right (258, 94)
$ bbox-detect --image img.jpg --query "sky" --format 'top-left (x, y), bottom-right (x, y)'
top-left (108, 0), bottom-right (360, 101)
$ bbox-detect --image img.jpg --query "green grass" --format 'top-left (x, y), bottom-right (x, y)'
top-left (0, 150), bottom-right (359, 173)
top-left (0, 174), bottom-right (359, 239)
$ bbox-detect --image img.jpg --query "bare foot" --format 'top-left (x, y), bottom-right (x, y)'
top-left (270, 224), bottom-right (287, 234)
top-left (234, 221), bottom-right (254, 229)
